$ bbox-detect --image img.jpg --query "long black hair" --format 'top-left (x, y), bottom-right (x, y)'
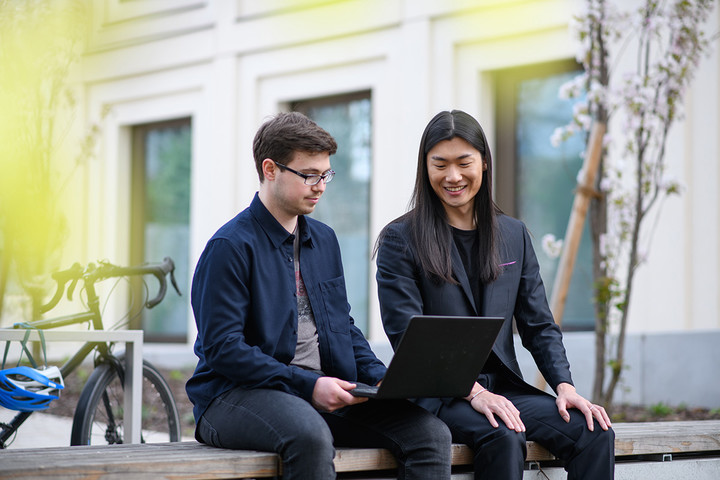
top-left (377, 110), bottom-right (502, 284)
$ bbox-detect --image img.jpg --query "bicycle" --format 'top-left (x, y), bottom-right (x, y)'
top-left (0, 257), bottom-right (183, 448)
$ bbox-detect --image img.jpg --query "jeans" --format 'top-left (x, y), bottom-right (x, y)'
top-left (197, 387), bottom-right (452, 479)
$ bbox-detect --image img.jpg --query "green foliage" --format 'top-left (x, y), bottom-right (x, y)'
top-left (593, 276), bottom-right (619, 306)
top-left (648, 402), bottom-right (673, 417)
top-left (607, 359), bottom-right (623, 376)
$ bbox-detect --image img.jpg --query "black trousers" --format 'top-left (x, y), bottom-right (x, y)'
top-left (437, 381), bottom-right (615, 480)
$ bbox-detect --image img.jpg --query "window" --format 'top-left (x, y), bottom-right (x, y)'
top-left (130, 118), bottom-right (192, 342)
top-left (494, 62), bottom-right (594, 330)
top-left (293, 93), bottom-right (372, 334)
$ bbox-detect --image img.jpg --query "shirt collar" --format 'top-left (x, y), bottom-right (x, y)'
top-left (249, 192), bottom-right (314, 249)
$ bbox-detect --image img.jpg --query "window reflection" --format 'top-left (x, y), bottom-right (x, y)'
top-left (516, 70), bottom-right (593, 330)
top-left (131, 119), bottom-right (191, 342)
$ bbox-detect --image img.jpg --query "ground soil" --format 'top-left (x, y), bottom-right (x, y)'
top-left (46, 366), bottom-right (720, 440)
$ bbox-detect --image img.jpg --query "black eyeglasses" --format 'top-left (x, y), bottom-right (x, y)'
top-left (273, 161), bottom-right (335, 186)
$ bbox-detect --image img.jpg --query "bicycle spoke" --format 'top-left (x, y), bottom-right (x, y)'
top-left (100, 390), bottom-right (123, 444)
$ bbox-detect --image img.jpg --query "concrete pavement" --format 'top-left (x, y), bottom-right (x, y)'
top-left (0, 410), bottom-right (73, 449)
top-left (1, 409), bottom-right (194, 448)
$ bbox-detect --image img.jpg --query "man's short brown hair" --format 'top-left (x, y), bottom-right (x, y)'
top-left (252, 112), bottom-right (337, 182)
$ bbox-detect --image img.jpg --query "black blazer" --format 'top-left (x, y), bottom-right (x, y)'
top-left (376, 214), bottom-right (573, 414)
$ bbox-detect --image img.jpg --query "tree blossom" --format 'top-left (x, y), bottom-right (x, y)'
top-left (541, 234), bottom-right (564, 259)
top-left (548, 0), bottom-right (716, 407)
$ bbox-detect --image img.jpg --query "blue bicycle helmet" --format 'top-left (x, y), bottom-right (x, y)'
top-left (0, 365), bottom-right (64, 412)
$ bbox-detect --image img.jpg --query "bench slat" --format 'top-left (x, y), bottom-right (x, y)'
top-left (0, 443), bottom-right (280, 479)
top-left (612, 421), bottom-right (720, 455)
top-left (335, 447), bottom-right (396, 472)
top-left (1, 420), bottom-right (718, 479)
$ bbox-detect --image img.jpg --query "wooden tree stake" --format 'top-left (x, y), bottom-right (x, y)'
top-left (536, 122), bottom-right (606, 390)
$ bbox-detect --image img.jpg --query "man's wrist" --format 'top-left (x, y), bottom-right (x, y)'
top-left (556, 382), bottom-right (576, 395)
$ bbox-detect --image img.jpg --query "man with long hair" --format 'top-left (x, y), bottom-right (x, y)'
top-left (375, 110), bottom-right (614, 479)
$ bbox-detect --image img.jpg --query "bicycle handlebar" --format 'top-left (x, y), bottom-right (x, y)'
top-left (39, 257), bottom-right (182, 313)
top-left (39, 263), bottom-right (85, 314)
top-left (94, 257), bottom-right (182, 308)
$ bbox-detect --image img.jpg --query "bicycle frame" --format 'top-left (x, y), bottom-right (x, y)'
top-left (0, 306), bottom-right (118, 448)
top-left (0, 257), bottom-right (179, 448)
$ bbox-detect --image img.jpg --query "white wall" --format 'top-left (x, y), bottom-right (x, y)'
top-left (73, 0), bottom-right (719, 358)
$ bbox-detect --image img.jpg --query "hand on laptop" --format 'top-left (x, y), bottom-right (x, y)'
top-left (312, 376), bottom-right (368, 412)
top-left (348, 381), bottom-right (380, 398)
top-left (466, 383), bottom-right (526, 432)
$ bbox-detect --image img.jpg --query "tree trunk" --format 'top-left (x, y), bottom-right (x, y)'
top-left (590, 153), bottom-right (608, 404)
top-left (590, 0), bottom-right (610, 406)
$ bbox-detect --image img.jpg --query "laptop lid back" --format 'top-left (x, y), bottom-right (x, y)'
top-left (375, 315), bottom-right (504, 399)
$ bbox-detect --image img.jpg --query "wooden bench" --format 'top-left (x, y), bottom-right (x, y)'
top-left (1, 420), bottom-right (719, 479)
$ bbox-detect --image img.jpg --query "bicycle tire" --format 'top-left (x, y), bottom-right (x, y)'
top-left (70, 358), bottom-right (181, 445)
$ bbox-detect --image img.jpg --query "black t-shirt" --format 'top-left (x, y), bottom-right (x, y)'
top-left (452, 227), bottom-right (483, 313)
top-left (451, 227), bottom-right (502, 383)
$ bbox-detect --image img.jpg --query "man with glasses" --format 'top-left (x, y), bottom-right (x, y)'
top-left (187, 112), bottom-right (452, 479)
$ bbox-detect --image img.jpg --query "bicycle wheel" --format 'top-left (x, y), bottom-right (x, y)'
top-left (70, 358), bottom-right (181, 445)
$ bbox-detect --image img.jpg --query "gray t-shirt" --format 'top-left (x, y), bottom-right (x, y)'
top-left (290, 228), bottom-right (322, 371)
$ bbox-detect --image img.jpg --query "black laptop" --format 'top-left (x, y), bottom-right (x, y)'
top-left (351, 315), bottom-right (504, 399)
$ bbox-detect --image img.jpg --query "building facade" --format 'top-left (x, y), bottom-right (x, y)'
top-left (62, 0), bottom-right (719, 406)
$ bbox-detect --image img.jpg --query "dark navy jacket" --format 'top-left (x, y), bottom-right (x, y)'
top-left (376, 214), bottom-right (573, 415)
top-left (187, 193), bottom-right (386, 422)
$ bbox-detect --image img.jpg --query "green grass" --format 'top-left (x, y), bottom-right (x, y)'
top-left (647, 402), bottom-right (673, 417)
